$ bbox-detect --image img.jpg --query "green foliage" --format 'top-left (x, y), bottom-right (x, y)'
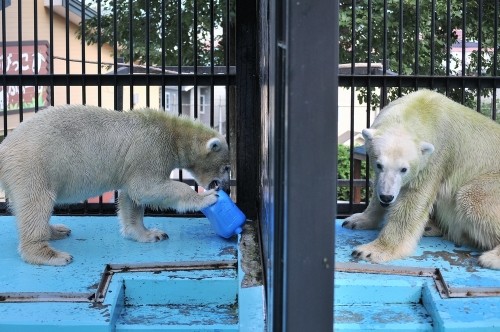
top-left (77, 0), bottom-right (235, 66)
top-left (337, 145), bottom-right (369, 201)
top-left (339, 0), bottom-right (499, 109)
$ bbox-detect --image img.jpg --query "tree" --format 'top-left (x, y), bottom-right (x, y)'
top-left (339, 0), bottom-right (499, 114)
top-left (77, 0), bottom-right (235, 67)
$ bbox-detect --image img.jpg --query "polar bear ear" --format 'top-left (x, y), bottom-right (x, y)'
top-left (420, 142), bottom-right (435, 156)
top-left (206, 137), bottom-right (222, 152)
top-left (362, 128), bottom-right (376, 141)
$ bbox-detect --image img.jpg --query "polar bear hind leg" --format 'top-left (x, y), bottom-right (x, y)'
top-left (454, 173), bottom-right (500, 269)
top-left (12, 194), bottom-right (73, 266)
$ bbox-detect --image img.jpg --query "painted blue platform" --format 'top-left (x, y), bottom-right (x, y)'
top-left (334, 219), bottom-right (500, 331)
top-left (0, 216), bottom-right (265, 332)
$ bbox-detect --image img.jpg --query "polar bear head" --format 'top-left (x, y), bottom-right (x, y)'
top-left (362, 127), bottom-right (434, 207)
top-left (188, 136), bottom-right (231, 192)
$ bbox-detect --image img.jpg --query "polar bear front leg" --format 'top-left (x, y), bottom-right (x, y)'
top-left (118, 192), bottom-right (168, 242)
top-left (352, 191), bottom-right (432, 263)
top-left (478, 245), bottom-right (500, 270)
top-left (342, 194), bottom-right (386, 230)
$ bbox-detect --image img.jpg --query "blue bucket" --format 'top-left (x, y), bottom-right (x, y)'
top-left (201, 190), bottom-right (246, 238)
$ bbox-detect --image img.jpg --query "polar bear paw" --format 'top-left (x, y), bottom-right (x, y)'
top-left (342, 212), bottom-right (379, 230)
top-left (351, 240), bottom-right (402, 263)
top-left (50, 224), bottom-right (72, 240)
top-left (478, 246), bottom-right (500, 270)
top-left (20, 242), bottom-right (73, 266)
top-left (121, 226), bottom-right (169, 242)
top-left (423, 219), bottom-right (443, 237)
top-left (198, 189), bottom-right (219, 209)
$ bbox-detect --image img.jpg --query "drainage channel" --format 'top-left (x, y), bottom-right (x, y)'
top-left (336, 262), bottom-right (500, 298)
top-left (0, 260), bottom-right (237, 303)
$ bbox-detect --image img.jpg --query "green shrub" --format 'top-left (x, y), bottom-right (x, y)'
top-left (337, 144), bottom-right (370, 201)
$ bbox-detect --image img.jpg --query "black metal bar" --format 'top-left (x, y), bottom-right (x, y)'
top-left (339, 75), bottom-right (500, 89)
top-left (17, 0), bottom-right (22, 122)
top-left (0, 74), bottom-right (236, 86)
top-left (49, 0), bottom-right (54, 107)
top-left (81, 0), bottom-right (86, 105)
top-left (461, 0), bottom-right (467, 104)
top-left (280, 1), bottom-right (337, 331)
top-left (430, 0), bottom-right (436, 77)
top-left (128, 0), bottom-right (134, 108)
top-left (236, 0), bottom-right (260, 220)
top-left (1, 0), bottom-right (7, 137)
top-left (65, 0), bottom-right (70, 104)
top-left (177, 0), bottom-right (182, 116)
top-left (33, 0), bottom-right (39, 111)
top-left (415, 0), bottom-right (420, 75)
top-left (112, 0), bottom-right (118, 110)
top-left (145, 0), bottom-right (150, 107)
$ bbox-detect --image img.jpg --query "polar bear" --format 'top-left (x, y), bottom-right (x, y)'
top-left (342, 89), bottom-right (500, 270)
top-left (0, 105), bottom-right (230, 266)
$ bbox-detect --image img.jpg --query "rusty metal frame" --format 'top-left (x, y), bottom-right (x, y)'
top-left (335, 262), bottom-right (500, 299)
top-left (0, 260), bottom-right (237, 303)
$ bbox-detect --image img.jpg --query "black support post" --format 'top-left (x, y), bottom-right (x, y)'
top-left (235, 0), bottom-right (261, 220)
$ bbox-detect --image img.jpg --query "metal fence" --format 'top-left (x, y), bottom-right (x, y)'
top-left (0, 0), bottom-right (238, 215)
top-left (337, 0), bottom-right (500, 217)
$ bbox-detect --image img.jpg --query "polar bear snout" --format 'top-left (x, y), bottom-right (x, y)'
top-left (208, 178), bottom-right (230, 193)
top-left (378, 194), bottom-right (394, 207)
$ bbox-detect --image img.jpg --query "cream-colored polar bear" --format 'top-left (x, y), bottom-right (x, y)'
top-left (0, 105), bottom-right (230, 266)
top-left (342, 89), bottom-right (500, 270)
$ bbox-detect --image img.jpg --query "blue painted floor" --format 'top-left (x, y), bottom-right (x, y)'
top-left (335, 219), bottom-right (500, 331)
top-left (0, 216), bottom-right (265, 332)
top-left (3, 216), bottom-right (498, 331)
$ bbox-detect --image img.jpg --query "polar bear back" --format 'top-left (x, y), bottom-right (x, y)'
top-left (371, 90), bottom-right (500, 176)
top-left (0, 105), bottom-right (224, 203)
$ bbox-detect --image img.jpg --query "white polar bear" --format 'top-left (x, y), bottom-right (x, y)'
top-left (0, 105), bottom-right (230, 266)
top-left (342, 89), bottom-right (500, 270)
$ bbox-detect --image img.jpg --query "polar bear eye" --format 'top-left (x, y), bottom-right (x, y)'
top-left (376, 163), bottom-right (383, 171)
top-left (401, 167), bottom-right (408, 173)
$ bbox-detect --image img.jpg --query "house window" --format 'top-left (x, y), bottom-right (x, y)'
top-left (165, 92), bottom-right (171, 111)
top-left (199, 95), bottom-right (206, 114)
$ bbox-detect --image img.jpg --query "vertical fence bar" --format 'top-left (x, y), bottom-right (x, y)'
top-left (398, 0), bottom-right (403, 96)
top-left (282, 1), bottom-right (336, 330)
top-left (476, 0), bottom-right (483, 112)
top-left (461, 0), bottom-right (466, 103)
top-left (1, 0), bottom-right (7, 136)
top-left (382, 0), bottom-right (388, 105)
top-left (430, 0), bottom-right (436, 78)
top-left (236, 0), bottom-right (259, 218)
top-left (493, 0), bottom-right (499, 121)
top-left (415, 0), bottom-right (420, 75)
top-left (128, 0), bottom-right (134, 109)
top-left (209, 0), bottom-right (215, 128)
top-left (160, 0), bottom-right (165, 110)
top-left (33, 0), bottom-right (38, 111)
top-left (177, 0), bottom-right (183, 183)
top-left (177, 0), bottom-right (182, 117)
top-left (193, 0), bottom-right (198, 120)
top-left (49, 0), bottom-right (54, 106)
top-left (17, 0), bottom-right (22, 122)
top-left (348, 0), bottom-right (356, 211)
top-left (65, 0), bottom-right (70, 104)
top-left (145, 0), bottom-right (150, 107)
